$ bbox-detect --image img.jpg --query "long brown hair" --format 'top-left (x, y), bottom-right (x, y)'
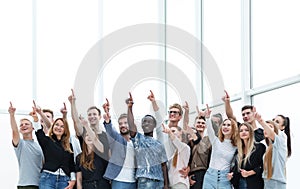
top-left (48, 118), bottom-right (72, 153)
top-left (218, 118), bottom-right (238, 146)
top-left (80, 134), bottom-right (95, 171)
top-left (264, 120), bottom-right (279, 179)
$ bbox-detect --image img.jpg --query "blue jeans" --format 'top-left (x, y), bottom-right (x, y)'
top-left (137, 177), bottom-right (164, 189)
top-left (39, 171), bottom-right (70, 189)
top-left (264, 179), bottom-right (286, 189)
top-left (239, 178), bottom-right (247, 189)
top-left (111, 180), bottom-right (136, 189)
top-left (203, 168), bottom-right (232, 189)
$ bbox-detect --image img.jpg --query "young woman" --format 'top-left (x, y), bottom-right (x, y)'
top-left (201, 105), bottom-right (239, 189)
top-left (33, 106), bottom-right (76, 189)
top-left (273, 114), bottom-right (292, 157)
top-left (75, 118), bottom-right (110, 189)
top-left (163, 125), bottom-right (190, 189)
top-left (255, 113), bottom-right (288, 189)
top-left (230, 122), bottom-right (266, 189)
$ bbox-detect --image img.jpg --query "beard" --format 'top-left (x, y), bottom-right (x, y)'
top-left (120, 128), bottom-right (129, 135)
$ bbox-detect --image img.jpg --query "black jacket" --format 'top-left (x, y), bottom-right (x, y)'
top-left (231, 142), bottom-right (266, 189)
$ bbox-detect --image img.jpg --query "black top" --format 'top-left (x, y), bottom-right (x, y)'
top-left (75, 151), bottom-right (109, 183)
top-left (78, 129), bottom-right (110, 161)
top-left (35, 128), bottom-right (75, 177)
top-left (231, 142), bottom-right (266, 189)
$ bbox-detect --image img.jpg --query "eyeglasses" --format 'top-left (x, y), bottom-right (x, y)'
top-left (168, 111), bottom-right (180, 115)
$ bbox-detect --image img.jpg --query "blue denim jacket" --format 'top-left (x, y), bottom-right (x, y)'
top-left (131, 133), bottom-right (167, 181)
top-left (103, 121), bottom-right (129, 180)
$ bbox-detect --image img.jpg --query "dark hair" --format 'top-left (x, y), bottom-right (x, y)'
top-left (277, 115), bottom-right (292, 157)
top-left (241, 105), bottom-right (253, 112)
top-left (195, 116), bottom-right (206, 122)
top-left (42, 109), bottom-right (54, 118)
top-left (87, 106), bottom-right (101, 116)
top-left (142, 114), bottom-right (157, 127)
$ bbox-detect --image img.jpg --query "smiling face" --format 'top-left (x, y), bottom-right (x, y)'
top-left (87, 108), bottom-right (101, 126)
top-left (141, 115), bottom-right (156, 134)
top-left (194, 117), bottom-right (206, 133)
top-left (168, 108), bottom-right (182, 123)
top-left (52, 119), bottom-right (65, 138)
top-left (84, 133), bottom-right (93, 145)
top-left (239, 125), bottom-right (250, 140)
top-left (221, 119), bottom-right (232, 138)
top-left (118, 117), bottom-right (129, 135)
top-left (19, 119), bottom-right (34, 135)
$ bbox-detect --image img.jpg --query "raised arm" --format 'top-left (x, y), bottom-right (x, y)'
top-left (147, 90), bottom-right (163, 126)
top-left (33, 100), bottom-right (52, 130)
top-left (80, 117), bottom-right (103, 153)
top-left (68, 89), bottom-right (84, 136)
top-left (182, 101), bottom-right (189, 130)
top-left (254, 112), bottom-right (275, 141)
top-left (60, 102), bottom-right (67, 120)
top-left (147, 90), bottom-right (159, 111)
top-left (222, 90), bottom-right (237, 122)
top-left (197, 104), bottom-right (214, 140)
top-left (8, 102), bottom-right (20, 146)
top-left (126, 92), bottom-right (137, 138)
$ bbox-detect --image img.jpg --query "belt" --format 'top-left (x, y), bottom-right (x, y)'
top-left (43, 168), bottom-right (66, 176)
top-left (139, 177), bottom-right (161, 182)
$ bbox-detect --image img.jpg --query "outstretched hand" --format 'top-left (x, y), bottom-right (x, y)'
top-left (8, 101), bottom-right (16, 115)
top-left (147, 90), bottom-right (155, 102)
top-left (102, 98), bottom-right (111, 122)
top-left (125, 92), bottom-right (134, 108)
top-left (222, 90), bottom-right (230, 102)
top-left (196, 104), bottom-right (211, 119)
top-left (182, 101), bottom-right (189, 111)
top-left (60, 102), bottom-right (67, 114)
top-left (32, 100), bottom-right (42, 114)
top-left (29, 102), bottom-right (39, 122)
top-left (68, 89), bottom-right (76, 103)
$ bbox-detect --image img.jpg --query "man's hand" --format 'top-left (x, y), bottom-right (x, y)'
top-left (222, 90), bottom-right (230, 102)
top-left (102, 98), bottom-right (111, 122)
top-left (125, 92), bottom-right (134, 108)
top-left (8, 101), bottom-right (16, 115)
top-left (147, 90), bottom-right (155, 102)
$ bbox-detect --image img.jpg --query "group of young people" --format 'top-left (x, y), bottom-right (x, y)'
top-left (9, 89), bottom-right (291, 189)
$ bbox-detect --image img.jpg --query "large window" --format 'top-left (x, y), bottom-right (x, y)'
top-left (0, 1), bottom-right (299, 188)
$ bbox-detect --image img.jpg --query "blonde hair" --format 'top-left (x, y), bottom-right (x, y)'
top-left (237, 122), bottom-right (255, 168)
top-left (264, 120), bottom-right (279, 179)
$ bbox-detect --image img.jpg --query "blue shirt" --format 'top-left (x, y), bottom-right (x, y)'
top-left (131, 132), bottom-right (167, 181)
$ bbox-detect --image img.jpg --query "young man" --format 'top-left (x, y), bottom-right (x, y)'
top-left (68, 89), bottom-right (110, 187)
top-left (127, 92), bottom-right (169, 189)
top-left (222, 90), bottom-right (264, 142)
top-left (102, 99), bottom-right (136, 189)
top-left (9, 102), bottom-right (43, 189)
